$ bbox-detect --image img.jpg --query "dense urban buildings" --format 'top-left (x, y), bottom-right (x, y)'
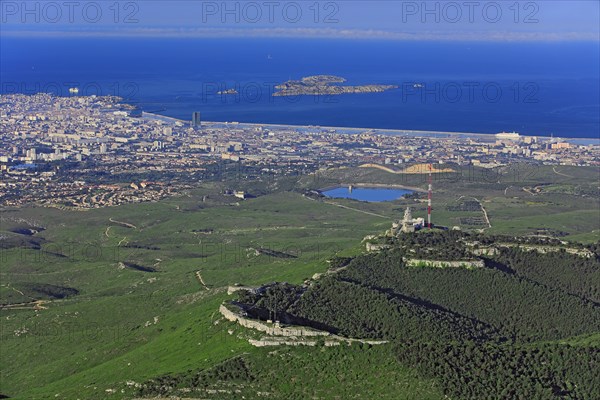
top-left (1, 93), bottom-right (597, 208)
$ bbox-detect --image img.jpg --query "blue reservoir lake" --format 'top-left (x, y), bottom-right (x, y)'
top-left (322, 187), bottom-right (414, 202)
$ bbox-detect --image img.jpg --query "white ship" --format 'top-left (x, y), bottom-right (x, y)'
top-left (496, 131), bottom-right (520, 140)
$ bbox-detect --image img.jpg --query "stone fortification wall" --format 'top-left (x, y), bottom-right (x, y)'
top-left (220, 304), bottom-right (389, 347)
top-left (219, 304), bottom-right (329, 337)
top-left (405, 259), bottom-right (485, 269)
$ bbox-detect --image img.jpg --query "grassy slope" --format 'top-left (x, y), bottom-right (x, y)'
top-left (2, 164), bottom-right (598, 398)
top-left (129, 344), bottom-right (443, 400)
top-left (2, 188), bottom-right (431, 399)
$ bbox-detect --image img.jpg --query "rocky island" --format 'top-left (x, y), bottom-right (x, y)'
top-left (273, 75), bottom-right (398, 96)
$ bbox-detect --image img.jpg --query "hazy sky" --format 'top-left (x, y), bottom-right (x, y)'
top-left (1, 0), bottom-right (599, 41)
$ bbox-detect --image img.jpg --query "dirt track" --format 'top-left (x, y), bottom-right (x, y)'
top-left (195, 271), bottom-right (209, 290)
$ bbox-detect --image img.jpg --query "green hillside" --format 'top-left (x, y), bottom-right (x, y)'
top-left (1, 167), bottom-right (599, 399)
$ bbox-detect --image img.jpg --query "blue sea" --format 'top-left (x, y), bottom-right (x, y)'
top-left (1, 37), bottom-right (599, 138)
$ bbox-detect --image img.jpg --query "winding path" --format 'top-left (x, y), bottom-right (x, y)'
top-left (109, 218), bottom-right (137, 229)
top-left (458, 195), bottom-right (491, 230)
top-left (196, 270), bottom-right (209, 290)
top-left (302, 195), bottom-right (388, 219)
top-left (552, 166), bottom-right (573, 178)
top-left (0, 300), bottom-right (48, 310)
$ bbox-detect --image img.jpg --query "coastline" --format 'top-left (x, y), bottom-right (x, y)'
top-left (140, 111), bottom-right (598, 143)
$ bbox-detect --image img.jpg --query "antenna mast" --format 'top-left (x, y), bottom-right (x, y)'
top-left (428, 163), bottom-right (433, 229)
